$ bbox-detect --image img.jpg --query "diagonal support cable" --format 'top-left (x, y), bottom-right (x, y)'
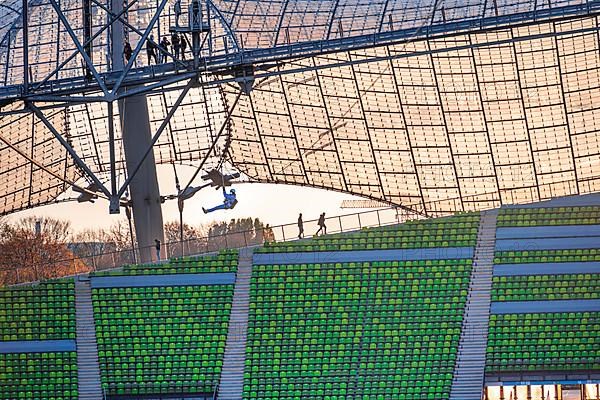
top-left (182, 90), bottom-right (242, 194)
top-left (28, 103), bottom-right (111, 198)
top-left (111, 0), bottom-right (170, 95)
top-left (48, 0), bottom-right (109, 96)
top-left (116, 79), bottom-right (193, 198)
top-left (0, 131), bottom-right (102, 200)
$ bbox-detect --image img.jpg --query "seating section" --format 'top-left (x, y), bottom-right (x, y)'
top-left (92, 249), bottom-right (238, 276)
top-left (492, 274), bottom-right (599, 302)
top-left (257, 214), bottom-right (479, 253)
top-left (486, 312), bottom-right (600, 373)
top-left (245, 259), bottom-right (472, 399)
top-left (92, 285), bottom-right (233, 397)
top-left (494, 249), bottom-right (600, 264)
top-left (497, 206), bottom-right (600, 227)
top-left (0, 280), bottom-right (76, 341)
top-left (0, 352), bottom-right (78, 400)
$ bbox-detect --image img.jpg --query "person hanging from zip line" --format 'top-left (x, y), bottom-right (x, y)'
top-left (202, 188), bottom-right (237, 213)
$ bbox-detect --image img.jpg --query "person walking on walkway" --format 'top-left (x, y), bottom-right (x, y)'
top-left (154, 239), bottom-right (161, 261)
top-left (147, 35), bottom-right (158, 64)
top-left (298, 213), bottom-right (304, 239)
top-left (316, 212), bottom-right (326, 236)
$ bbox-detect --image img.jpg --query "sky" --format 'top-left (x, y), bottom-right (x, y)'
top-left (9, 165), bottom-right (374, 234)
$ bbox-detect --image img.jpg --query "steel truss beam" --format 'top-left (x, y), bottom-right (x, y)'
top-left (111, 0), bottom-right (170, 95)
top-left (1, 10), bottom-right (597, 112)
top-left (0, 129), bottom-right (100, 200)
top-left (32, 0), bottom-right (140, 93)
top-left (89, 0), bottom-right (187, 74)
top-left (48, 0), bottom-right (109, 96)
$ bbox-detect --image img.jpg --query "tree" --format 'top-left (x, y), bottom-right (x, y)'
top-left (164, 221), bottom-right (207, 258)
top-left (70, 228), bottom-right (116, 272)
top-left (206, 217), bottom-right (266, 250)
top-left (0, 216), bottom-right (88, 286)
top-left (164, 221), bottom-right (202, 243)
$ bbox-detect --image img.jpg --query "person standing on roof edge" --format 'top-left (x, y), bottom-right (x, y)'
top-left (171, 32), bottom-right (181, 60)
top-left (147, 35), bottom-right (158, 64)
top-left (124, 41), bottom-right (133, 62)
top-left (180, 34), bottom-right (188, 60)
top-left (159, 36), bottom-right (171, 63)
top-left (174, 0), bottom-right (182, 27)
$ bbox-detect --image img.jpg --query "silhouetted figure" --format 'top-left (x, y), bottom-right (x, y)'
top-left (298, 213), bottom-right (304, 239)
top-left (264, 224), bottom-right (275, 244)
top-left (174, 0), bottom-right (182, 27)
top-left (147, 35), bottom-right (158, 64)
top-left (180, 34), bottom-right (188, 60)
top-left (316, 213), bottom-right (326, 236)
top-left (154, 239), bottom-right (161, 261)
top-left (203, 188), bottom-right (237, 213)
top-left (124, 41), bottom-right (133, 62)
top-left (159, 36), bottom-right (171, 63)
top-left (171, 32), bottom-right (181, 59)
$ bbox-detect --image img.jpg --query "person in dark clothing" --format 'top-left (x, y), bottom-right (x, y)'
top-left (174, 0), bottom-right (182, 27)
top-left (159, 36), bottom-right (171, 63)
top-left (171, 32), bottom-right (181, 60)
top-left (147, 35), bottom-right (158, 64)
top-left (180, 34), bottom-right (188, 60)
top-left (154, 239), bottom-right (161, 261)
top-left (316, 213), bottom-right (326, 236)
top-left (124, 41), bottom-right (133, 62)
top-left (298, 213), bottom-right (304, 239)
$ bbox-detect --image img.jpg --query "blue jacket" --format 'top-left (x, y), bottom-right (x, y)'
top-left (224, 191), bottom-right (236, 207)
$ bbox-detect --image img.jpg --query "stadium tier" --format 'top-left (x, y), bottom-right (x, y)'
top-left (256, 213), bottom-right (480, 253)
top-left (487, 312), bottom-right (600, 373)
top-left (0, 203), bottom-right (599, 399)
top-left (92, 249), bottom-right (239, 276)
top-left (497, 206), bottom-right (600, 227)
top-left (492, 274), bottom-right (600, 302)
top-left (92, 285), bottom-right (233, 396)
top-left (0, 281), bottom-right (77, 399)
top-left (245, 259), bottom-right (472, 399)
top-left (0, 280), bottom-right (75, 341)
top-left (0, 352), bottom-right (78, 400)
top-left (494, 249), bottom-right (600, 264)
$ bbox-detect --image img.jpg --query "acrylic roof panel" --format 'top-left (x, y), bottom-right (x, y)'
top-left (214, 0), bottom-right (589, 47)
top-left (0, 0), bottom-right (598, 216)
top-left (225, 17), bottom-right (600, 214)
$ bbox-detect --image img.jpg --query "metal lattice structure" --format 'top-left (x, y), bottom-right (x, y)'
top-left (0, 0), bottom-right (599, 217)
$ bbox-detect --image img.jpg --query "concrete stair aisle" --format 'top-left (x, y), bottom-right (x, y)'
top-left (218, 248), bottom-right (253, 400)
top-left (74, 278), bottom-right (104, 400)
top-left (449, 209), bottom-right (499, 400)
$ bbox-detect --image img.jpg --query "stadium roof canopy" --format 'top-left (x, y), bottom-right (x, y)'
top-left (0, 0), bottom-right (598, 216)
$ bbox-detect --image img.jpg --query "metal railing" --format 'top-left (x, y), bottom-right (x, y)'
top-left (2, 176), bottom-right (596, 286)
